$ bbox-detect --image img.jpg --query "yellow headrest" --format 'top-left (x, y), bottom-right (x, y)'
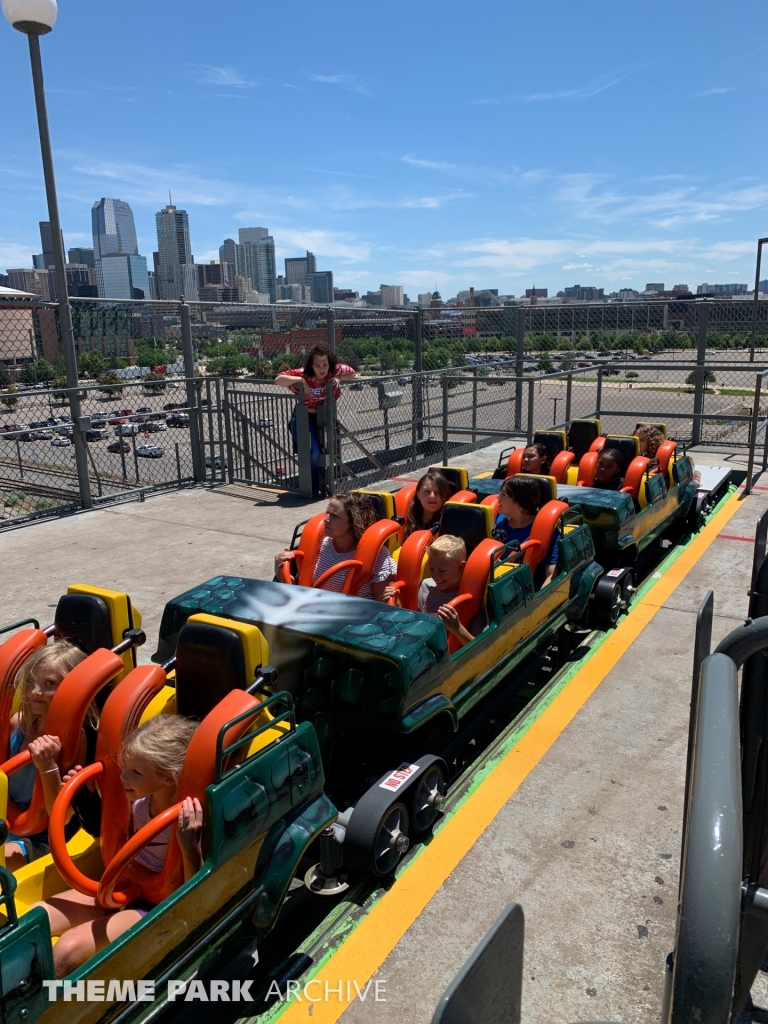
top-left (430, 465), bottom-right (469, 491)
top-left (187, 612), bottom-right (269, 682)
top-left (351, 490), bottom-right (395, 519)
top-left (67, 583), bottom-right (142, 680)
top-left (513, 473), bottom-right (558, 502)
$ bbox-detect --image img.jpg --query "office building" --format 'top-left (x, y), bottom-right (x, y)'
top-left (155, 205), bottom-right (197, 301)
top-left (219, 239), bottom-right (236, 285)
top-left (7, 268), bottom-right (50, 300)
top-left (334, 288), bottom-right (359, 302)
top-left (39, 221), bottom-right (64, 271)
top-left (380, 284), bottom-right (404, 307)
top-left (91, 199), bottom-right (138, 260)
top-left (148, 271), bottom-right (157, 300)
top-left (197, 262), bottom-right (226, 290)
top-left (645, 283), bottom-right (664, 294)
top-left (235, 228), bottom-right (276, 302)
top-left (68, 247), bottom-right (95, 268)
top-left (417, 292), bottom-right (433, 305)
top-left (285, 252), bottom-right (317, 290)
top-left (32, 254), bottom-right (45, 270)
top-left (697, 283), bottom-right (748, 295)
top-left (364, 290), bottom-right (383, 306)
top-left (525, 287), bottom-right (548, 299)
top-left (562, 284), bottom-right (604, 301)
top-left (310, 271), bottom-right (334, 304)
top-left (96, 254), bottom-right (150, 300)
top-left (66, 264), bottom-right (98, 298)
top-left (617, 289), bottom-right (640, 301)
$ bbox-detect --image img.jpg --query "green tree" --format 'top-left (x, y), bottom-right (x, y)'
top-left (97, 370), bottom-right (123, 395)
top-left (77, 351), bottom-right (105, 378)
top-left (686, 370), bottom-right (716, 387)
top-left (625, 370), bottom-right (639, 379)
top-left (575, 337), bottom-right (592, 351)
top-left (0, 364), bottom-right (12, 388)
top-left (143, 372), bottom-right (167, 393)
top-left (207, 353), bottom-right (245, 376)
top-left (1, 384), bottom-right (19, 409)
top-left (537, 354), bottom-right (554, 374)
top-left (51, 377), bottom-right (68, 402)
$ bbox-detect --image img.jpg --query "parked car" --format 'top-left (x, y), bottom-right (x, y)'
top-left (167, 412), bottom-right (189, 427)
top-left (85, 427), bottom-right (109, 442)
top-left (136, 406), bottom-right (152, 414)
top-left (114, 423), bottom-right (139, 436)
top-left (107, 440), bottom-right (130, 453)
top-left (144, 421), bottom-right (167, 433)
top-left (205, 454), bottom-right (229, 469)
top-left (119, 409), bottom-right (134, 416)
top-left (51, 436), bottom-right (71, 447)
top-left (136, 444), bottom-right (164, 459)
top-left (163, 402), bottom-right (183, 411)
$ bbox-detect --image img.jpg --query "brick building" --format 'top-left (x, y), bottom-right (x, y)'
top-left (259, 326), bottom-right (342, 357)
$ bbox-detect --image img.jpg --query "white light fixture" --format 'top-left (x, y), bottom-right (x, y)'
top-left (2, 0), bottom-right (57, 34)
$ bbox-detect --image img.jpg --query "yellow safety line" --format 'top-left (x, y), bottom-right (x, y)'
top-left (278, 490), bottom-right (744, 1023)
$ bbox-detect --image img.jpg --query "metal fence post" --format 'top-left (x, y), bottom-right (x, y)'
top-left (295, 393), bottom-right (313, 498)
top-left (222, 380), bottom-right (234, 485)
top-left (526, 378), bottom-right (535, 444)
top-left (327, 306), bottom-right (336, 352)
top-left (595, 366), bottom-right (603, 420)
top-left (414, 308), bottom-right (424, 442)
top-left (565, 372), bottom-right (573, 424)
top-left (471, 366), bottom-right (478, 443)
top-left (442, 373), bottom-right (449, 465)
top-left (692, 304), bottom-right (708, 446)
top-left (180, 300), bottom-right (205, 483)
top-left (27, 34), bottom-right (92, 511)
top-left (750, 239), bottom-right (768, 362)
top-left (324, 382), bottom-right (339, 495)
top-left (515, 308), bottom-right (525, 430)
top-left (745, 372), bottom-right (763, 495)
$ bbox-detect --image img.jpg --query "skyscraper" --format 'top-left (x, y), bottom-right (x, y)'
top-left (235, 227), bottom-right (276, 302)
top-left (96, 254), bottom-right (150, 300)
top-left (68, 247), bottom-right (95, 268)
top-left (91, 199), bottom-right (138, 259)
top-left (285, 252), bottom-right (317, 291)
top-left (219, 239), bottom-right (236, 286)
top-left (155, 204), bottom-right (197, 301)
top-left (310, 271), bottom-right (334, 304)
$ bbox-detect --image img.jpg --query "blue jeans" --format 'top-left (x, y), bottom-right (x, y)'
top-left (291, 412), bottom-right (321, 495)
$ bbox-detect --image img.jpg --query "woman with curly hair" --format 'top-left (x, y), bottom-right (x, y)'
top-left (633, 424), bottom-right (664, 459)
top-left (275, 343), bottom-right (356, 496)
top-left (404, 469), bottom-right (452, 539)
top-left (275, 492), bottom-right (396, 601)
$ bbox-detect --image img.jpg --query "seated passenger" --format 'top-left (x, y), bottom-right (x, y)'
top-left (34, 716), bottom-right (202, 979)
top-left (495, 476), bottom-right (559, 588)
top-left (404, 469), bottom-right (452, 540)
top-left (519, 443), bottom-right (551, 476)
top-left (418, 535), bottom-right (487, 646)
top-left (5, 641), bottom-right (88, 871)
top-left (633, 424), bottom-right (663, 459)
top-left (275, 492), bottom-right (396, 601)
top-left (592, 448), bottom-right (625, 491)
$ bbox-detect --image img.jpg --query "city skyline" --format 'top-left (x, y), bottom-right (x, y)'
top-left (1, 0), bottom-right (766, 298)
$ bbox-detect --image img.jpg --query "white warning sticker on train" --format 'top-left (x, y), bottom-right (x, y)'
top-left (380, 764), bottom-right (419, 791)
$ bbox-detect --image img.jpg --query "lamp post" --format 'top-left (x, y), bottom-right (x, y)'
top-left (3, 0), bottom-right (92, 507)
top-left (750, 238), bottom-right (768, 363)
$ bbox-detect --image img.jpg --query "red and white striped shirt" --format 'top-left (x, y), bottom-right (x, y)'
top-left (313, 537), bottom-right (396, 598)
top-left (282, 365), bottom-right (355, 411)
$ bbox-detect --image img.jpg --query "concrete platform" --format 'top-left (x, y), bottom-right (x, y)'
top-left (0, 439), bottom-right (764, 1023)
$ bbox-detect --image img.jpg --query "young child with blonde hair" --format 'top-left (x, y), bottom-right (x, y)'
top-left (5, 641), bottom-right (87, 870)
top-left (35, 714), bottom-right (203, 978)
top-left (418, 535), bottom-right (487, 646)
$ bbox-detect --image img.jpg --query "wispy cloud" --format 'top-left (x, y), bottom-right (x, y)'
top-left (191, 65), bottom-right (254, 87)
top-left (401, 155), bottom-right (515, 183)
top-left (695, 86), bottom-right (735, 97)
top-left (308, 72), bottom-right (372, 96)
top-left (469, 67), bottom-right (640, 106)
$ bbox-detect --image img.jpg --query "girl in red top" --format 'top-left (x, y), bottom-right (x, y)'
top-left (275, 343), bottom-right (356, 496)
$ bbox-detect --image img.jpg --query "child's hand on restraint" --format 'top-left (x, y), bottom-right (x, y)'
top-left (436, 604), bottom-right (461, 635)
top-left (177, 796), bottom-right (204, 857)
top-left (29, 734), bottom-right (61, 774)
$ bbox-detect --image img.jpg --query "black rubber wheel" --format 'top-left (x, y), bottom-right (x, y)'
top-left (593, 577), bottom-right (622, 629)
top-left (371, 802), bottom-right (410, 876)
top-left (620, 569), bottom-right (635, 612)
top-left (409, 764), bottom-right (446, 834)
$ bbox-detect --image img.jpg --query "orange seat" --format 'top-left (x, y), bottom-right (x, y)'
top-left (620, 457), bottom-right (651, 503)
top-left (280, 512), bottom-right (327, 587)
top-left (481, 494), bottom-right (499, 516)
top-left (282, 515), bottom-right (400, 596)
top-left (48, 663), bottom-right (169, 897)
top-left (394, 483), bottom-right (417, 521)
top-left (550, 450), bottom-right (574, 484)
top-left (504, 448), bottom-right (525, 478)
top-left (390, 529), bottom-right (433, 610)
top-left (443, 538), bottom-right (504, 653)
top-left (577, 451), bottom-right (599, 486)
top-left (0, 648), bottom-right (125, 836)
top-left (449, 489), bottom-right (477, 504)
top-left (589, 436), bottom-right (607, 454)
top-left (0, 628), bottom-right (48, 770)
top-left (52, 687), bottom-right (262, 910)
top-left (521, 500), bottom-right (568, 585)
top-left (656, 440), bottom-right (677, 485)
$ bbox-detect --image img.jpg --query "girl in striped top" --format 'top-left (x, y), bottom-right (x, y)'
top-left (276, 492), bottom-right (396, 601)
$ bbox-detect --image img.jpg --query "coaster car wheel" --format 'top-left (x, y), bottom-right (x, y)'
top-left (372, 803), bottom-right (410, 877)
top-left (592, 576), bottom-right (622, 629)
top-left (409, 763), bottom-right (446, 834)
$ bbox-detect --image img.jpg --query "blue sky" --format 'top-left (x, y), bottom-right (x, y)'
top-left (1, 0), bottom-right (767, 298)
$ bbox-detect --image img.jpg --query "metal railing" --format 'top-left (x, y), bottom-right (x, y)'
top-left (3, 293), bottom-right (768, 522)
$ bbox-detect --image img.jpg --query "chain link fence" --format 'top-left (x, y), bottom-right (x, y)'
top-left (2, 294), bottom-right (768, 523)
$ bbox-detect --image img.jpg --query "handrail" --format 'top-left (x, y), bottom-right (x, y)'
top-left (214, 689), bottom-right (295, 782)
top-left (0, 618), bottom-right (40, 637)
top-left (668, 653), bottom-right (742, 1024)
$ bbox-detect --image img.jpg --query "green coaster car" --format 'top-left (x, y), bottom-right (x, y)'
top-left (153, 499), bottom-right (602, 888)
top-left (0, 612), bottom-right (335, 1024)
